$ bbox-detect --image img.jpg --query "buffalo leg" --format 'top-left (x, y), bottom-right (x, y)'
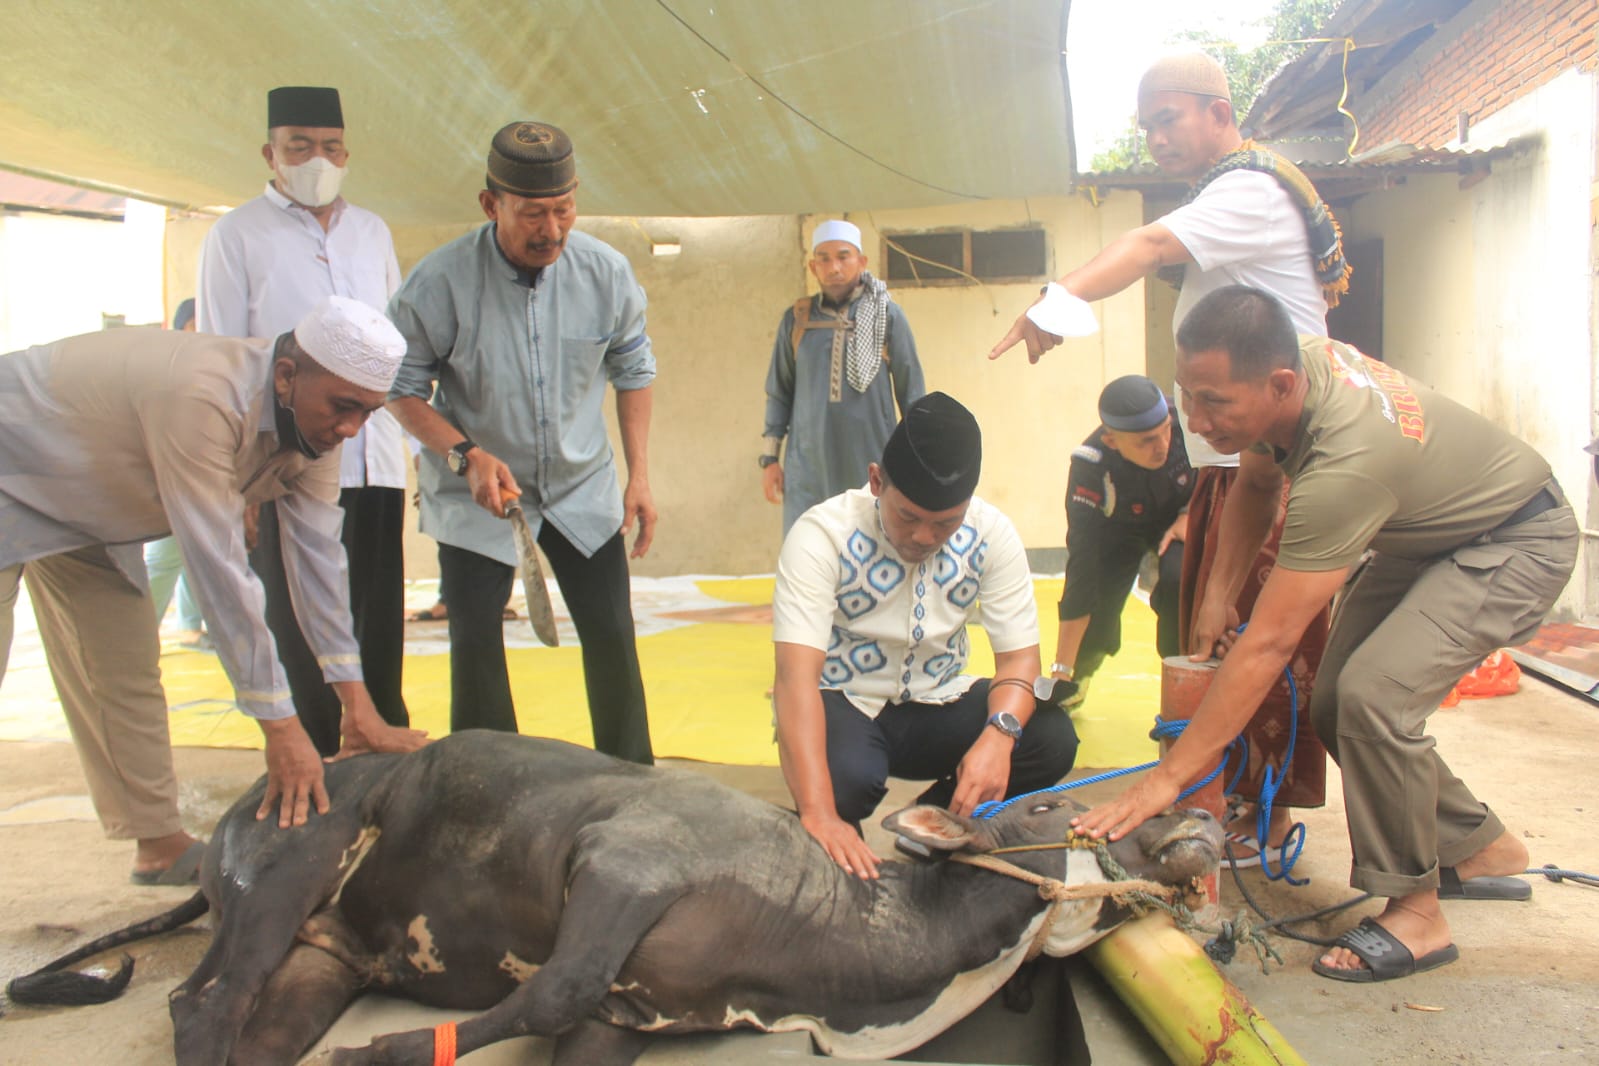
top-left (230, 912), bottom-right (369, 1066)
top-left (315, 861), bottom-right (685, 1064)
top-left (551, 1019), bottom-right (652, 1066)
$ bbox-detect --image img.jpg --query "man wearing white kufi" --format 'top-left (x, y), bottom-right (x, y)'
top-left (0, 296), bottom-right (427, 885)
top-left (760, 218), bottom-right (926, 535)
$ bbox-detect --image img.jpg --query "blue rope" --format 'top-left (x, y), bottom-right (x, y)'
top-left (975, 629), bottom-right (1310, 889)
top-left (1247, 664), bottom-right (1307, 885)
top-left (971, 720), bottom-right (1246, 821)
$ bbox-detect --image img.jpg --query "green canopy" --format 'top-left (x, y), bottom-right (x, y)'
top-left (2, 0), bottom-right (1076, 223)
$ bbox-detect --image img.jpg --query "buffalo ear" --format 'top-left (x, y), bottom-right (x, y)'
top-left (881, 805), bottom-right (975, 851)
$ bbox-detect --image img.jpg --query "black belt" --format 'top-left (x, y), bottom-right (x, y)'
top-left (1498, 483), bottom-right (1561, 530)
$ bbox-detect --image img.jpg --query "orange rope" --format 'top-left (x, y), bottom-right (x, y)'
top-left (432, 1021), bottom-right (458, 1066)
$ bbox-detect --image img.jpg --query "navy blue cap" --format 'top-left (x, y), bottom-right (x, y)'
top-left (1098, 375), bottom-right (1168, 432)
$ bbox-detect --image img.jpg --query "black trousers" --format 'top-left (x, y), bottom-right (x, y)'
top-left (251, 488), bottom-right (409, 757)
top-left (1072, 539), bottom-right (1184, 680)
top-left (439, 525), bottom-right (653, 765)
top-left (821, 681), bottom-right (1079, 827)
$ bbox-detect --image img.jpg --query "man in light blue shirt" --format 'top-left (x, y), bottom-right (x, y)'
top-left (388, 121), bottom-right (656, 764)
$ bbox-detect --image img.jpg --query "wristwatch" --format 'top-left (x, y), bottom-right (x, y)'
top-left (446, 439), bottom-right (478, 476)
top-left (757, 453), bottom-right (780, 469)
top-left (1050, 661), bottom-right (1074, 679)
top-left (986, 710), bottom-right (1023, 743)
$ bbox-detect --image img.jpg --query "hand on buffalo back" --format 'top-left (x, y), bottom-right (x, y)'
top-left (800, 809), bottom-right (882, 881)
top-left (331, 685), bottom-right (429, 762)
top-left (257, 717), bottom-right (331, 828)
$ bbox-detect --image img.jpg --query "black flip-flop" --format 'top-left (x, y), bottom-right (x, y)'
top-left (129, 839), bottom-right (205, 887)
top-left (1311, 917), bottom-right (1459, 983)
top-left (1438, 866), bottom-right (1531, 901)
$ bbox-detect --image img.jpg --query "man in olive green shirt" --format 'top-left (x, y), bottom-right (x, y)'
top-left (1078, 286), bottom-right (1576, 985)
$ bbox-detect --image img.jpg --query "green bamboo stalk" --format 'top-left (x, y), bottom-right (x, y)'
top-left (1086, 914), bottom-right (1308, 1065)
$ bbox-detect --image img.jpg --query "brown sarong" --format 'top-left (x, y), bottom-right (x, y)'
top-left (1178, 467), bottom-right (1328, 808)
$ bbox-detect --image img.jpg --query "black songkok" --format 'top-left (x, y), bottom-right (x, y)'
top-left (881, 392), bottom-right (982, 511)
top-left (1097, 375), bottom-right (1169, 432)
top-left (267, 86), bottom-right (344, 129)
top-left (487, 122), bottom-right (578, 198)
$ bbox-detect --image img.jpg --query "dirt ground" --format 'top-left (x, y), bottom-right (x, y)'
top-left (1, 675), bottom-right (1596, 1065)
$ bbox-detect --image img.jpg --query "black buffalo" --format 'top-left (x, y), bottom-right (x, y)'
top-left (10, 731), bottom-right (1221, 1064)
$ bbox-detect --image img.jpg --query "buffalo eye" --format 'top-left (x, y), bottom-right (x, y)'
top-left (1029, 803), bottom-right (1053, 814)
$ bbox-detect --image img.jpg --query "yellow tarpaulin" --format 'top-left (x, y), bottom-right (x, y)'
top-left (0, 576), bottom-right (1161, 771)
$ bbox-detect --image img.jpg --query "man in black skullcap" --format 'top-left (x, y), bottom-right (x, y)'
top-left (196, 85), bottom-right (411, 760)
top-left (388, 121), bottom-right (658, 764)
top-left (1051, 375), bottom-right (1193, 699)
top-left (771, 392), bottom-right (1078, 878)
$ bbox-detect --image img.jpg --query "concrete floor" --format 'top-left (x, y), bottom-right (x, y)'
top-left (2, 674), bottom-right (1597, 1064)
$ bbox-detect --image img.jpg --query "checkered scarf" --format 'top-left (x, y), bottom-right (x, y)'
top-left (846, 271), bottom-right (892, 393)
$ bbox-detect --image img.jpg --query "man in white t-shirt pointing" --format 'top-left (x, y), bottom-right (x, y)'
top-left (989, 51), bottom-right (1349, 867)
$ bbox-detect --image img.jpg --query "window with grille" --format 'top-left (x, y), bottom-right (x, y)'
top-left (882, 228), bottom-right (1047, 286)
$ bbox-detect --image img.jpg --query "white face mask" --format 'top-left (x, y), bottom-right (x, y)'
top-left (276, 155), bottom-right (346, 208)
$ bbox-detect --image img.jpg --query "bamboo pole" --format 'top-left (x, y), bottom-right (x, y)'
top-left (1086, 913), bottom-right (1308, 1065)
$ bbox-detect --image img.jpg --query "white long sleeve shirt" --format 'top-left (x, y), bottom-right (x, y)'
top-left (196, 182), bottom-right (406, 489)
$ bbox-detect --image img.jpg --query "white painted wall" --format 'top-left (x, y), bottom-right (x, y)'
top-left (1338, 66), bottom-right (1598, 619)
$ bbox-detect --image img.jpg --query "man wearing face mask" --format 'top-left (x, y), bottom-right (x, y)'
top-left (196, 85), bottom-right (410, 758)
top-left (0, 298), bottom-right (427, 883)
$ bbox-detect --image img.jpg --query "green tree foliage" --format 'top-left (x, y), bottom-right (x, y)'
top-left (1087, 0), bottom-right (1341, 173)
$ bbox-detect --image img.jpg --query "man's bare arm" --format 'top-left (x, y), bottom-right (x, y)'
top-left (1077, 563), bottom-right (1348, 840)
top-left (988, 224), bottom-right (1195, 362)
top-left (774, 641), bottom-right (882, 879)
top-left (1190, 448), bottom-right (1283, 656)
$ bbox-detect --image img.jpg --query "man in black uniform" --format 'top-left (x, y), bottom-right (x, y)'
top-left (1051, 376), bottom-right (1193, 699)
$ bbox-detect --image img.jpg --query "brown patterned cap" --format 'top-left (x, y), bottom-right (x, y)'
top-left (486, 122), bottom-right (577, 198)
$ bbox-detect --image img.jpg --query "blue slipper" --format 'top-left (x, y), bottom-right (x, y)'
top-left (1312, 917), bottom-right (1459, 983)
top-left (129, 839), bottom-right (205, 886)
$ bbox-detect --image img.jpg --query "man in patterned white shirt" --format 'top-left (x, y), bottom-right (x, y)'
top-left (772, 392), bottom-right (1078, 879)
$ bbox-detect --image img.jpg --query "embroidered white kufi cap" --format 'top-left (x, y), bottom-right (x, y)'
top-left (811, 219), bottom-right (863, 252)
top-left (292, 295), bottom-right (407, 392)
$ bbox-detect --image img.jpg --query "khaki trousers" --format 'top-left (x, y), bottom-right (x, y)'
top-left (10, 547), bottom-right (183, 840)
top-left (1310, 505), bottom-right (1578, 898)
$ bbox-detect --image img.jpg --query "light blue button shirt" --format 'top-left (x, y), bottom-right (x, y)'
top-left (388, 225), bottom-right (655, 566)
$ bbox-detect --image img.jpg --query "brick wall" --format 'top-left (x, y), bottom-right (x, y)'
top-left (1354, 0), bottom-right (1597, 148)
